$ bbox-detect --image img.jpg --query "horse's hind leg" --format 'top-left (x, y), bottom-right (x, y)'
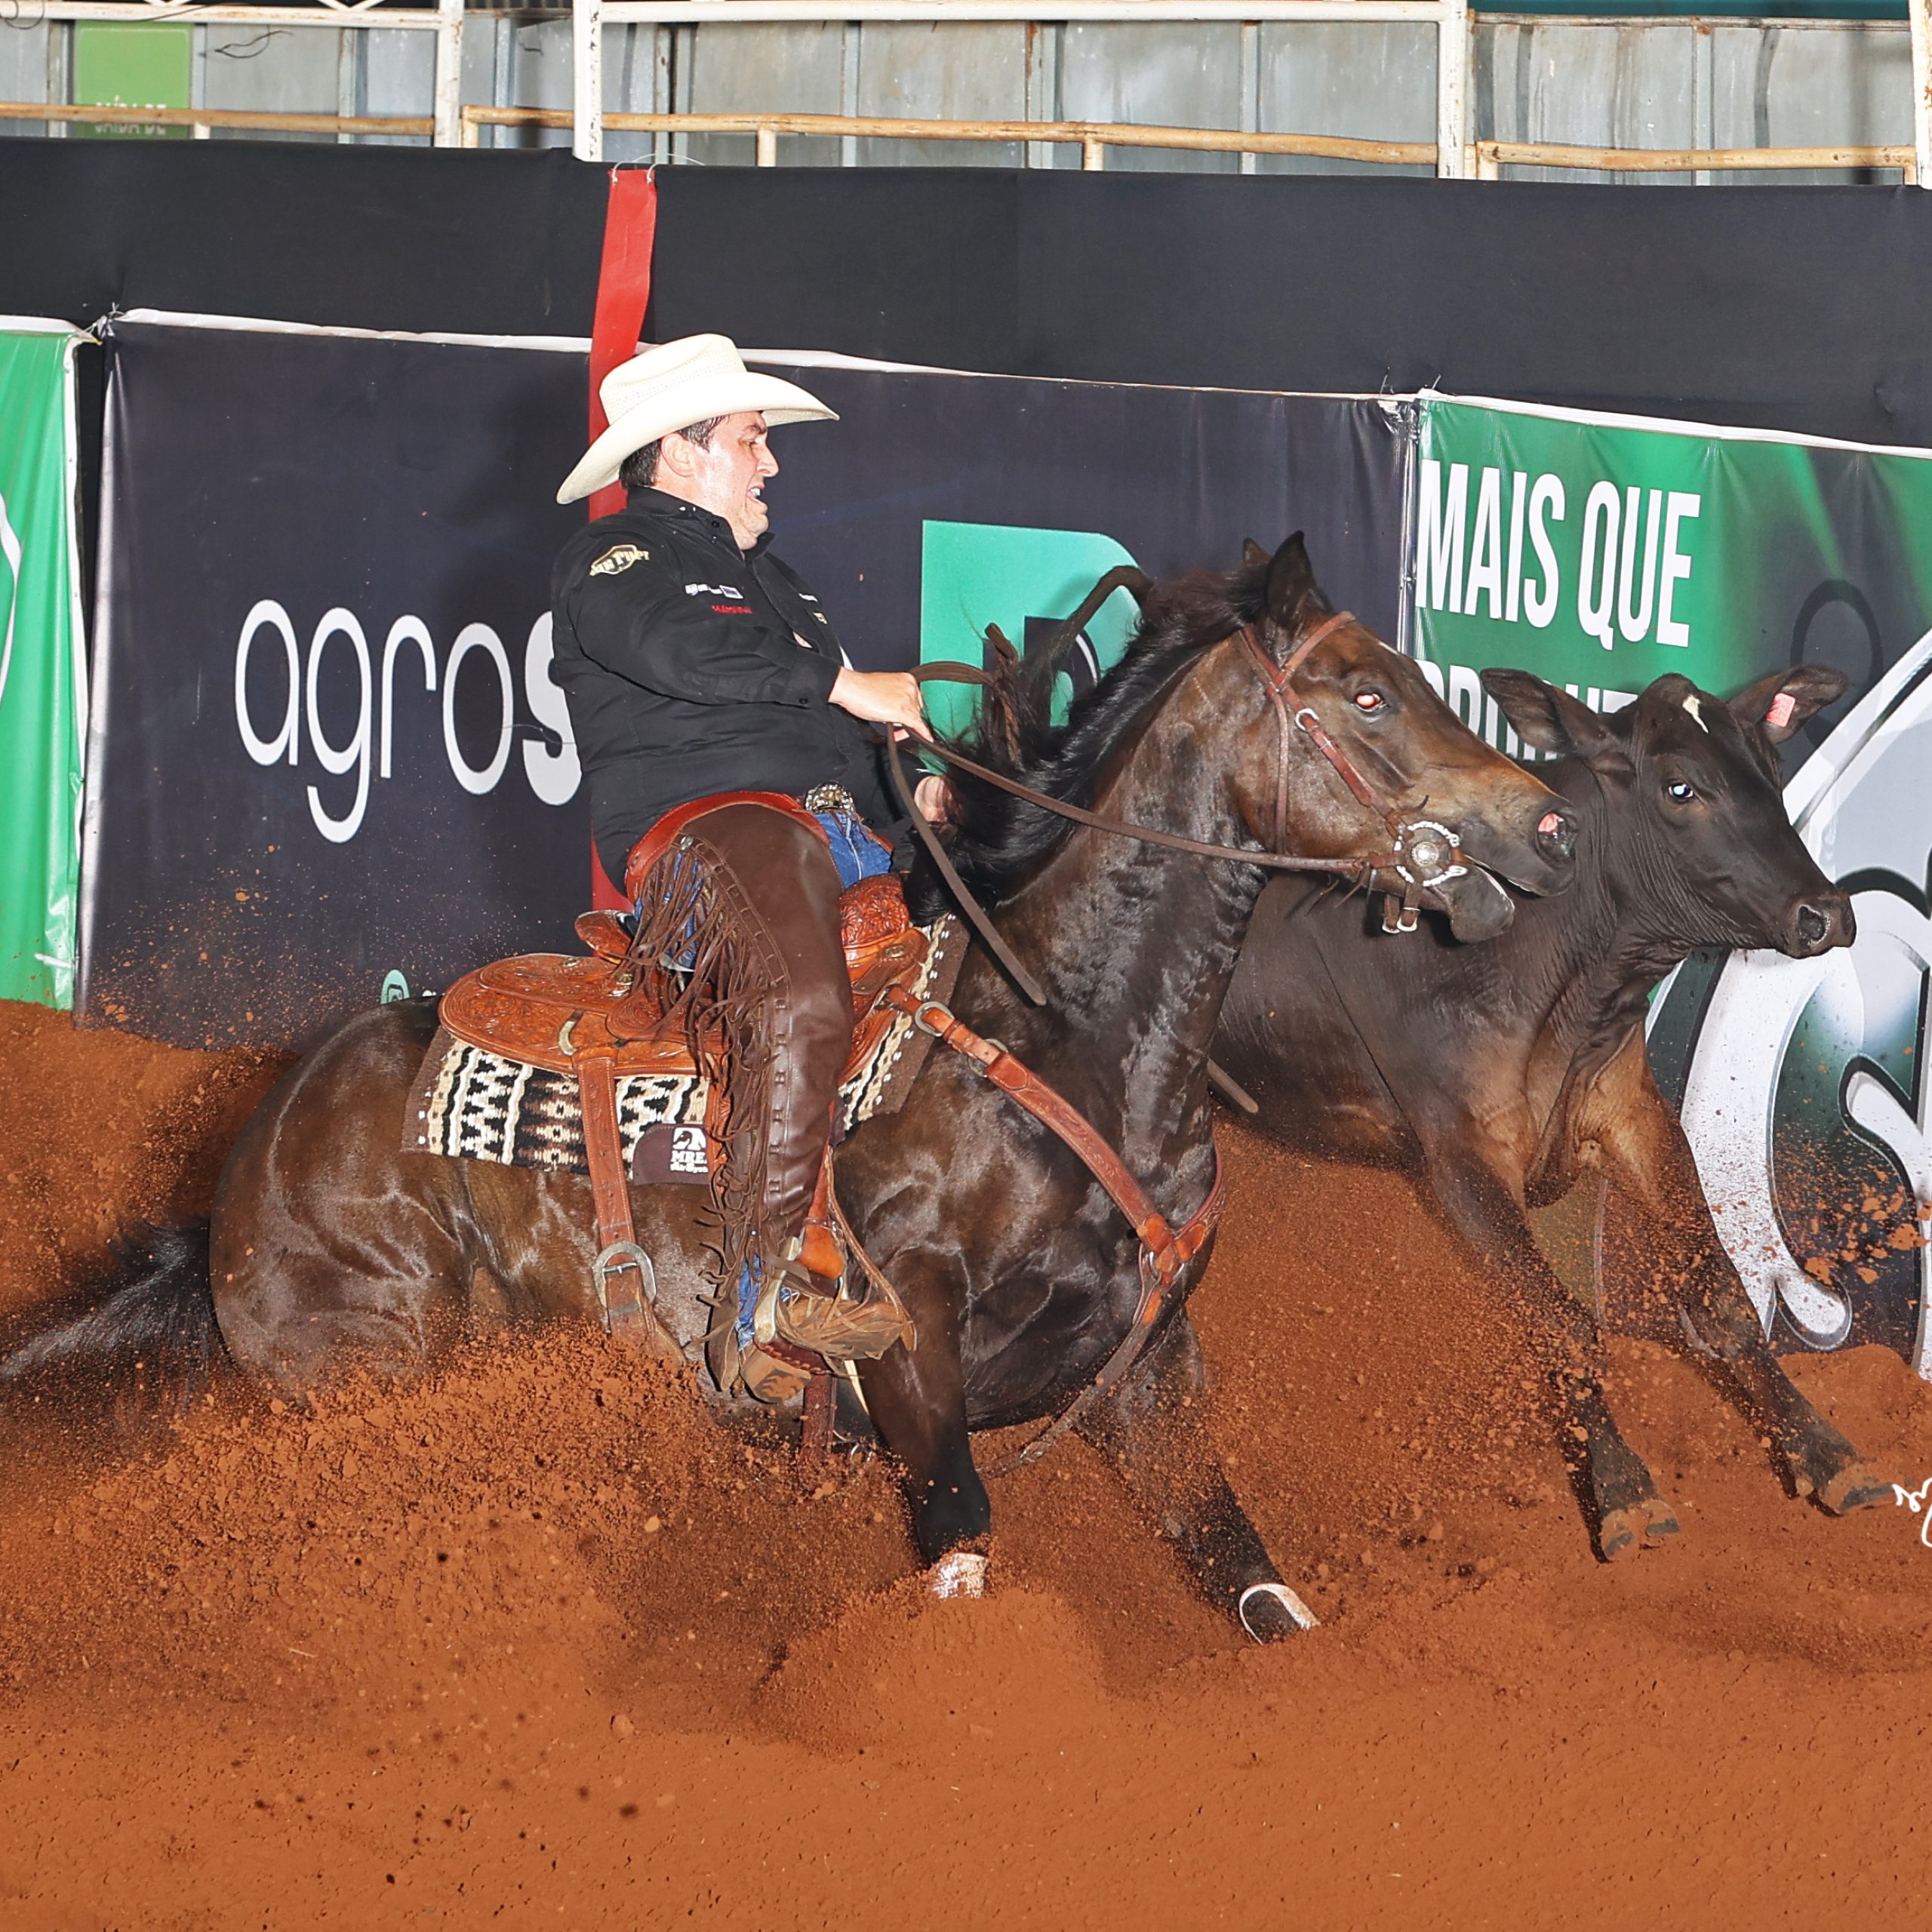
top-left (208, 1007), bottom-right (475, 1397)
top-left (1078, 1314), bottom-right (1314, 1642)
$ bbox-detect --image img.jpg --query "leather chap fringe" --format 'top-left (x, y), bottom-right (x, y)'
top-left (626, 830), bottom-right (786, 1315)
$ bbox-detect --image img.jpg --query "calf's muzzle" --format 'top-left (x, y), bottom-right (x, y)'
top-left (1784, 891), bottom-right (1855, 959)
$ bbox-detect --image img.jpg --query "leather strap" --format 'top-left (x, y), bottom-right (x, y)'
top-left (576, 1048), bottom-right (655, 1340)
top-left (895, 732), bottom-right (1390, 881)
top-left (884, 721), bottom-right (1051, 1008)
top-left (881, 984), bottom-right (1217, 1287)
top-left (879, 983), bottom-right (1226, 1475)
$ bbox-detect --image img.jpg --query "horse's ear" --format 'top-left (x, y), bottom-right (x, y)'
top-left (1728, 663), bottom-right (1847, 744)
top-left (1481, 667), bottom-right (1620, 761)
top-left (1241, 537), bottom-right (1270, 569)
top-left (1263, 532), bottom-right (1326, 635)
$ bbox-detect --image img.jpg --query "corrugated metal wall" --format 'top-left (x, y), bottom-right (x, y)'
top-left (0, 9), bottom-right (1915, 183)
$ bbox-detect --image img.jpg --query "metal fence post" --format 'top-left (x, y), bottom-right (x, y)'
top-left (1435, 0), bottom-right (1469, 180)
top-left (1911, 0), bottom-right (1932, 187)
top-left (574, 0), bottom-right (604, 161)
top-left (432, 0), bottom-right (465, 148)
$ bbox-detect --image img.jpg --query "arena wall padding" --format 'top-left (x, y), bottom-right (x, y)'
top-left (5, 137), bottom-right (1932, 448)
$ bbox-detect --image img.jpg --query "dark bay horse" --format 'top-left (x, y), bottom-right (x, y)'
top-left (1213, 666), bottom-right (1887, 1559)
top-left (5, 537), bottom-right (1574, 1638)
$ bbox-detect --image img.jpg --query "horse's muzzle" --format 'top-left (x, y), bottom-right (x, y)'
top-left (1536, 806), bottom-right (1580, 867)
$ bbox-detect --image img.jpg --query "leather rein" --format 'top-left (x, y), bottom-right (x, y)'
top-left (890, 611), bottom-right (1472, 1001)
top-left (852, 611), bottom-right (1462, 1472)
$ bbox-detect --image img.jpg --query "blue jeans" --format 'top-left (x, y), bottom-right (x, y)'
top-left (815, 808), bottom-right (894, 889)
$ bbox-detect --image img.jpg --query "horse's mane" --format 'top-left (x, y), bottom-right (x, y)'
top-left (906, 552), bottom-right (1275, 919)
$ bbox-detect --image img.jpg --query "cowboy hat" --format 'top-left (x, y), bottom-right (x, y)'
top-left (556, 334), bottom-right (837, 504)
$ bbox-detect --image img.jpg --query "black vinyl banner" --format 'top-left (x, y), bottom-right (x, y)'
top-left (78, 314), bottom-right (1404, 1048)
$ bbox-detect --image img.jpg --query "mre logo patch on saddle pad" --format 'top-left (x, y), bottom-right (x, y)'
top-left (404, 917), bottom-right (964, 1182)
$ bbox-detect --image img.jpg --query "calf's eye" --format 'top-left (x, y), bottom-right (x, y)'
top-left (1666, 780), bottom-right (1697, 802)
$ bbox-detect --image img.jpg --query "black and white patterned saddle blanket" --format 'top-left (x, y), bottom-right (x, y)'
top-left (403, 916), bottom-right (964, 1180)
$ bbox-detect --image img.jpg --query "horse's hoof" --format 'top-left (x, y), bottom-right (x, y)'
top-left (1238, 1581), bottom-right (1318, 1642)
top-left (1816, 1461), bottom-right (1889, 1515)
top-left (929, 1550), bottom-right (988, 1599)
top-left (1597, 1497), bottom-right (1680, 1562)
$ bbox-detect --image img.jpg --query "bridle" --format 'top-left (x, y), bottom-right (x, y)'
top-left (891, 608), bottom-right (1471, 1005)
top-left (1238, 612), bottom-right (1469, 935)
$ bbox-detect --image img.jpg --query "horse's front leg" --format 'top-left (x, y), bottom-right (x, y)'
top-left (1078, 1312), bottom-right (1315, 1641)
top-left (856, 1254), bottom-right (991, 1572)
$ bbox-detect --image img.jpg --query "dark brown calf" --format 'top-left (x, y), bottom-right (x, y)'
top-left (1214, 666), bottom-right (1888, 1558)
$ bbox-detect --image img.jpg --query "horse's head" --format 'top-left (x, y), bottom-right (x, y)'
top-left (1200, 534), bottom-right (1577, 940)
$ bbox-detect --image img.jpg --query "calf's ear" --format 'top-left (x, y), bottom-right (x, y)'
top-left (1729, 664), bottom-right (1849, 743)
top-left (1481, 668), bottom-right (1620, 759)
top-left (1241, 537), bottom-right (1270, 568)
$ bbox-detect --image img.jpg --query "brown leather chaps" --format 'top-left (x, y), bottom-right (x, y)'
top-left (667, 801), bottom-right (854, 1265)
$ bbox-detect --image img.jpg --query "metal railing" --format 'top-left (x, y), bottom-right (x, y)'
top-left (0, 98), bottom-right (434, 138)
top-left (461, 102), bottom-right (1434, 168)
top-left (20, 0), bottom-right (466, 147)
top-left (1474, 137), bottom-right (1917, 180)
top-left (5, 0), bottom-right (1932, 184)
top-left (568, 0), bottom-right (1473, 175)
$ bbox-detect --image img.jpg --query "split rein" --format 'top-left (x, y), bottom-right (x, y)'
top-left (854, 611), bottom-right (1445, 1473)
top-left (887, 611), bottom-right (1470, 1008)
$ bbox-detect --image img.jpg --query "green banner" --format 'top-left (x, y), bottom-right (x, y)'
top-left (1413, 393), bottom-right (1932, 1367)
top-left (1411, 396), bottom-right (1932, 750)
top-left (0, 326), bottom-right (86, 1009)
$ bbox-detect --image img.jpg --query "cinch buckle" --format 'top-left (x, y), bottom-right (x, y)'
top-left (908, 998), bottom-right (954, 1038)
top-left (593, 1241), bottom-right (657, 1333)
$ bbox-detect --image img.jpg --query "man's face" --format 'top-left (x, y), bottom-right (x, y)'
top-left (668, 411), bottom-right (778, 549)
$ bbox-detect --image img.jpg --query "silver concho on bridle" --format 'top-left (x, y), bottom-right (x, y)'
top-left (1382, 816), bottom-right (1467, 934)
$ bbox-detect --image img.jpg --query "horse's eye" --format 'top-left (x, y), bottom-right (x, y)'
top-left (1667, 780), bottom-right (1697, 802)
top-left (1353, 690), bottom-right (1387, 713)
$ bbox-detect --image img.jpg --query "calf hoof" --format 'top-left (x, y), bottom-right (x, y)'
top-left (1596, 1496), bottom-right (1681, 1563)
top-left (1237, 1581), bottom-right (1319, 1643)
top-left (1815, 1460), bottom-right (1890, 1516)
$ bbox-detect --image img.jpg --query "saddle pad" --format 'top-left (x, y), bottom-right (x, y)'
top-left (404, 916), bottom-right (965, 1177)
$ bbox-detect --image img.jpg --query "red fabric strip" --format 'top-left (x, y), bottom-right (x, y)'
top-left (586, 166), bottom-right (660, 524)
top-left (590, 836), bottom-right (628, 912)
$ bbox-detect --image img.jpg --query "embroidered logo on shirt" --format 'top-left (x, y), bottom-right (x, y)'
top-left (590, 543), bottom-right (648, 576)
top-left (684, 582), bottom-right (745, 600)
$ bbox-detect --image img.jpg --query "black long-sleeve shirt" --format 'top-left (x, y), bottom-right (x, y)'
top-left (550, 488), bottom-right (897, 885)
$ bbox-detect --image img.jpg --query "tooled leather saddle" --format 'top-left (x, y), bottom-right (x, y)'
top-left (435, 791), bottom-right (937, 1349)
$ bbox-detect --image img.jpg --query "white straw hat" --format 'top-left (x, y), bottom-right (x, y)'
top-left (556, 334), bottom-right (838, 504)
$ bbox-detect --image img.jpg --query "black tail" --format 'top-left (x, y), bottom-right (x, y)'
top-left (0, 1222), bottom-right (228, 1430)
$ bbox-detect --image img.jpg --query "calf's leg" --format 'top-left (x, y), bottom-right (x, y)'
top-left (1585, 1033), bottom-right (1888, 1515)
top-left (1420, 1131), bottom-right (1678, 1561)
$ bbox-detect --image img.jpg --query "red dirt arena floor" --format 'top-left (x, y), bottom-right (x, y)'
top-left (0, 994), bottom-right (1927, 1931)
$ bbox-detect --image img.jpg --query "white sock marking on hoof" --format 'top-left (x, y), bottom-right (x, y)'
top-left (930, 1551), bottom-right (988, 1599)
top-left (1238, 1580), bottom-right (1319, 1639)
